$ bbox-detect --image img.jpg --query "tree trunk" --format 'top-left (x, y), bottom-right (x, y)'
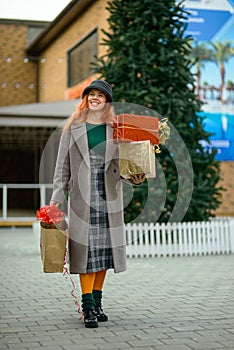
top-left (220, 63), bottom-right (225, 104)
top-left (197, 66), bottom-right (201, 99)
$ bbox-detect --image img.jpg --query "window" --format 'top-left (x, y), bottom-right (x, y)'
top-left (68, 28), bottom-right (98, 87)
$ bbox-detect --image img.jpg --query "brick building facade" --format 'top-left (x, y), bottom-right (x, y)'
top-left (215, 162), bottom-right (234, 217)
top-left (26, 0), bottom-right (109, 102)
top-left (0, 0), bottom-right (233, 217)
top-left (0, 19), bottom-right (48, 107)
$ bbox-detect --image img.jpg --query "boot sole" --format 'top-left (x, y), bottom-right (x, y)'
top-left (97, 316), bottom-right (108, 322)
top-left (84, 321), bottom-right (98, 328)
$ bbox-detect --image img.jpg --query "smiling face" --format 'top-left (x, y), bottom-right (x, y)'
top-left (87, 88), bottom-right (107, 112)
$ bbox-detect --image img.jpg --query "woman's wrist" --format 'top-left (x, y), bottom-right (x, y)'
top-left (50, 201), bottom-right (60, 208)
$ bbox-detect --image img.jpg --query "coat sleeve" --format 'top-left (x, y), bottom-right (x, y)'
top-left (50, 128), bottom-right (71, 208)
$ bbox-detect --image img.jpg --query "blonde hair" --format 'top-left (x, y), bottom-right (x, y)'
top-left (64, 95), bottom-right (115, 130)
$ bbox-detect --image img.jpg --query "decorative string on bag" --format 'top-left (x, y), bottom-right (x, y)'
top-left (63, 248), bottom-right (83, 319)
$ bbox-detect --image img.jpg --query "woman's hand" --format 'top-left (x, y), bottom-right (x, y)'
top-left (130, 174), bottom-right (146, 185)
top-left (50, 201), bottom-right (60, 208)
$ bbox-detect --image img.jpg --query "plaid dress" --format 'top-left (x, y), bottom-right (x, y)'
top-left (86, 149), bottom-right (114, 272)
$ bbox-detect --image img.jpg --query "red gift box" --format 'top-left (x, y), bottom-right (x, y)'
top-left (113, 114), bottom-right (159, 145)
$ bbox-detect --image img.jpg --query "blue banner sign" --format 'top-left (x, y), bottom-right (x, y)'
top-left (198, 112), bottom-right (234, 161)
top-left (182, 0), bottom-right (234, 161)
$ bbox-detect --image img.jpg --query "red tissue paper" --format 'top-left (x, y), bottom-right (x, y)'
top-left (36, 205), bottom-right (66, 229)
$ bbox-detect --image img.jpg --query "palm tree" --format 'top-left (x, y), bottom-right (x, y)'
top-left (190, 41), bottom-right (213, 100)
top-left (227, 80), bottom-right (234, 102)
top-left (209, 85), bottom-right (218, 100)
top-left (209, 40), bottom-right (234, 104)
top-left (202, 81), bottom-right (209, 100)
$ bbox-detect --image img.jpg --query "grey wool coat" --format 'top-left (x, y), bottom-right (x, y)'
top-left (51, 122), bottom-right (127, 274)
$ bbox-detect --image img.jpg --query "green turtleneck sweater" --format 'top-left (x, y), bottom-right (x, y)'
top-left (86, 122), bottom-right (106, 157)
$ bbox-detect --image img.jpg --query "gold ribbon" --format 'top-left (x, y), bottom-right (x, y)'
top-left (113, 126), bottom-right (158, 132)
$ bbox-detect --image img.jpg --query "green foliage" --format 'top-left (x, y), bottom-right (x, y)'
top-left (93, 0), bottom-right (224, 222)
top-left (210, 40), bottom-right (234, 64)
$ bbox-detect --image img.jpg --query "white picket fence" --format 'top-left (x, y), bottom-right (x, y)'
top-left (32, 218), bottom-right (234, 257)
top-left (125, 219), bottom-right (234, 257)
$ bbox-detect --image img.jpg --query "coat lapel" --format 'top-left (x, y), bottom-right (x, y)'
top-left (105, 124), bottom-right (118, 170)
top-left (71, 122), bottom-right (90, 168)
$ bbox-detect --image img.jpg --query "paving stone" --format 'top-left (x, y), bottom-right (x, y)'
top-left (95, 342), bottom-right (132, 349)
top-left (218, 340), bottom-right (234, 348)
top-left (6, 342), bottom-right (41, 349)
top-left (62, 345), bottom-right (98, 350)
top-left (23, 347), bottom-right (64, 350)
top-left (20, 335), bottom-right (53, 342)
top-left (152, 345), bottom-right (192, 350)
top-left (127, 339), bottom-right (164, 347)
top-left (185, 341), bottom-right (224, 349)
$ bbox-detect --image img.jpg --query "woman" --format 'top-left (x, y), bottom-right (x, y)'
top-left (50, 80), bottom-right (145, 328)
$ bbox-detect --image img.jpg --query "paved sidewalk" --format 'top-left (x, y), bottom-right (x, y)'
top-left (0, 228), bottom-right (234, 350)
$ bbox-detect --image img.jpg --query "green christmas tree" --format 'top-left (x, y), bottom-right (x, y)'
top-left (94, 0), bottom-right (224, 222)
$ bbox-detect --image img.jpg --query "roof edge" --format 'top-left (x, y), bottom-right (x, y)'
top-left (0, 18), bottom-right (49, 26)
top-left (26, 0), bottom-right (94, 56)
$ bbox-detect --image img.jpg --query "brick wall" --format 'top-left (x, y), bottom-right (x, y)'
top-left (38, 0), bottom-right (109, 102)
top-left (215, 162), bottom-right (234, 216)
top-left (0, 20), bottom-right (46, 107)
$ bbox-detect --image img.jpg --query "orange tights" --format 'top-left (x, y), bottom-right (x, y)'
top-left (79, 270), bottom-right (107, 294)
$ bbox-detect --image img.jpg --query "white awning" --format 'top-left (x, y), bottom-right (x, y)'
top-left (0, 117), bottom-right (66, 127)
top-left (0, 99), bottom-right (80, 127)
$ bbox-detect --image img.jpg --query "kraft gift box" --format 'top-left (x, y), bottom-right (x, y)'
top-left (119, 140), bottom-right (156, 179)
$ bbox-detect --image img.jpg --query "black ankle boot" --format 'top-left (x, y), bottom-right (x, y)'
top-left (82, 293), bottom-right (98, 328)
top-left (84, 307), bottom-right (98, 328)
top-left (95, 306), bottom-right (108, 322)
top-left (93, 289), bottom-right (108, 322)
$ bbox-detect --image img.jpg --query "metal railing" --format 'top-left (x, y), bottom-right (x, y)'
top-left (0, 184), bottom-right (53, 222)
